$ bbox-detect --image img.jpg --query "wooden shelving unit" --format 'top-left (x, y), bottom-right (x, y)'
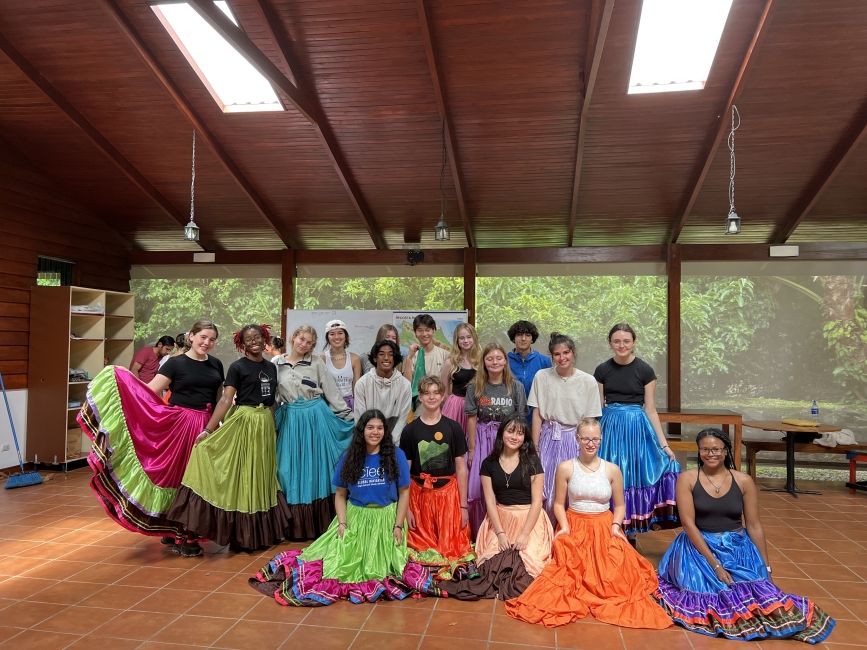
top-left (27, 286), bottom-right (134, 466)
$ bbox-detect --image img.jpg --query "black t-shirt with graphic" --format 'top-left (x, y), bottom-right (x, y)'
top-left (399, 415), bottom-right (468, 477)
top-left (225, 357), bottom-right (278, 407)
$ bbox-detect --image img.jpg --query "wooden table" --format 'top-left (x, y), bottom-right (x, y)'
top-left (658, 408), bottom-right (743, 467)
top-left (744, 420), bottom-right (842, 497)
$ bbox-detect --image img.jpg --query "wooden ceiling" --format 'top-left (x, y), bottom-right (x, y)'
top-left (0, 0), bottom-right (865, 252)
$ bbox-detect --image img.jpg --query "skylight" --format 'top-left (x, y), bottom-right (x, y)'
top-left (152, 1), bottom-right (283, 113)
top-left (628, 0), bottom-right (734, 95)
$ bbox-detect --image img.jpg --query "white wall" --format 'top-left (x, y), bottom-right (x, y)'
top-left (0, 389), bottom-right (27, 470)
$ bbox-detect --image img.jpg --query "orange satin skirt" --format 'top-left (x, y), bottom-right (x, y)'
top-left (475, 504), bottom-right (553, 578)
top-left (408, 474), bottom-right (473, 565)
top-left (505, 509), bottom-right (672, 629)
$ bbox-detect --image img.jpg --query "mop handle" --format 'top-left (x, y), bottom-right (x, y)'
top-left (0, 372), bottom-right (26, 471)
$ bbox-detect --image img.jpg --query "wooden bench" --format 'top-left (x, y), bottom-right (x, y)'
top-left (658, 409), bottom-right (743, 467)
top-left (847, 450), bottom-right (867, 494)
top-left (743, 440), bottom-right (864, 479)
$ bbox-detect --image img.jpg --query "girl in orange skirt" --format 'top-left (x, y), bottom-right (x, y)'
top-left (505, 417), bottom-right (672, 629)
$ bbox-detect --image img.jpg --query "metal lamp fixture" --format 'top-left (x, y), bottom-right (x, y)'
top-left (434, 120), bottom-right (451, 241)
top-left (184, 130), bottom-right (200, 242)
top-left (725, 105), bottom-right (742, 235)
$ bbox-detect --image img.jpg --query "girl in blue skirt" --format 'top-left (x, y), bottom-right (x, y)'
top-left (594, 323), bottom-right (679, 535)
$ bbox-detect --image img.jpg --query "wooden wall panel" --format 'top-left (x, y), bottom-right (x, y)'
top-left (0, 142), bottom-right (131, 389)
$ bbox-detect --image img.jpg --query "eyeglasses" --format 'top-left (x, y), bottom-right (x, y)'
top-left (698, 448), bottom-right (726, 456)
top-left (578, 437), bottom-right (601, 445)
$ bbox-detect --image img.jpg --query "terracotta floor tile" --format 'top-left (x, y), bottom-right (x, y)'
top-left (244, 596), bottom-right (311, 624)
top-left (838, 597), bottom-right (867, 620)
top-left (0, 629), bottom-right (79, 650)
top-left (621, 627), bottom-right (692, 649)
top-left (768, 561), bottom-right (806, 579)
top-left (799, 563), bottom-right (862, 582)
top-left (138, 642), bottom-right (210, 649)
top-left (21, 559), bottom-right (93, 580)
top-left (52, 528), bottom-right (110, 545)
top-left (489, 613), bottom-right (556, 646)
top-left (434, 596), bottom-right (495, 613)
top-left (0, 600), bottom-right (68, 628)
top-left (58, 545), bottom-right (120, 563)
top-left (829, 552), bottom-right (867, 569)
top-left (24, 579), bottom-right (99, 605)
top-left (212, 619), bottom-right (296, 650)
top-left (813, 598), bottom-right (859, 621)
top-left (815, 580), bottom-right (867, 600)
top-left (116, 565), bottom-right (190, 588)
top-left (92, 609), bottom-right (179, 641)
top-left (215, 573), bottom-right (259, 595)
top-left (362, 605), bottom-right (432, 634)
top-left (301, 601), bottom-right (373, 629)
top-left (686, 632), bottom-right (743, 649)
top-left (78, 583), bottom-right (154, 609)
top-left (64, 634), bottom-right (142, 649)
top-left (350, 631), bottom-right (421, 649)
top-left (425, 610), bottom-right (492, 640)
top-left (0, 540), bottom-right (33, 556)
top-left (417, 636), bottom-right (487, 650)
top-left (151, 613), bottom-right (235, 645)
top-left (190, 553), bottom-right (261, 572)
top-left (33, 605), bottom-right (119, 634)
top-left (186, 591), bottom-right (260, 618)
top-left (556, 621), bottom-right (624, 649)
top-left (283, 624), bottom-right (357, 650)
top-left (65, 561), bottom-right (131, 584)
top-left (770, 549), bottom-right (835, 565)
top-left (772, 577), bottom-right (828, 598)
top-left (166, 568), bottom-right (235, 591)
top-left (0, 556), bottom-right (42, 577)
top-left (821, 619), bottom-right (867, 645)
top-left (488, 644), bottom-right (550, 650)
top-left (0, 628), bottom-right (21, 644)
top-left (131, 587), bottom-right (208, 613)
top-left (13, 541), bottom-right (72, 559)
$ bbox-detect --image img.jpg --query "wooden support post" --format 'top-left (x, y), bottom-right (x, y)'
top-left (281, 249), bottom-right (295, 339)
top-left (666, 244), bottom-right (682, 435)
top-left (463, 247), bottom-right (476, 326)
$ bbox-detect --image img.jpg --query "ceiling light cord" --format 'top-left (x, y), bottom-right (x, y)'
top-left (190, 129), bottom-right (196, 224)
top-left (728, 104), bottom-right (740, 216)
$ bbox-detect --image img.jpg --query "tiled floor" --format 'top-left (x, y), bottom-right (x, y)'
top-left (1, 469), bottom-right (866, 649)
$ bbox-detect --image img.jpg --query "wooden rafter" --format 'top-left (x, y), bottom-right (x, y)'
top-left (188, 0), bottom-right (387, 250)
top-left (417, 0), bottom-right (475, 248)
top-left (668, 0), bottom-right (776, 244)
top-left (101, 0), bottom-right (298, 250)
top-left (566, 0), bottom-right (614, 247)
top-left (0, 30), bottom-right (209, 252)
top-left (770, 97), bottom-right (867, 244)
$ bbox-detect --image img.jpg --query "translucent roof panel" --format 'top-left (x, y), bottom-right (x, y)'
top-left (628, 0), bottom-right (734, 95)
top-left (152, 1), bottom-right (283, 112)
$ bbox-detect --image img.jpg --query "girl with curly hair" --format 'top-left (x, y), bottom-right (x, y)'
top-left (251, 410), bottom-right (439, 606)
top-left (167, 324), bottom-right (290, 555)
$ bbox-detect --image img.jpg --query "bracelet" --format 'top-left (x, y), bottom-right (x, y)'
top-left (337, 522), bottom-right (347, 527)
top-left (612, 522), bottom-right (623, 528)
top-left (460, 506), bottom-right (468, 510)
top-left (713, 562), bottom-right (721, 570)
top-left (662, 445), bottom-right (670, 450)
top-left (393, 524), bottom-right (404, 531)
top-left (766, 565), bottom-right (773, 574)
top-left (495, 530), bottom-right (505, 536)
top-left (202, 427), bottom-right (213, 434)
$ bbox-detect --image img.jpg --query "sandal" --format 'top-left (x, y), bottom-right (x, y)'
top-left (160, 536), bottom-right (176, 545)
top-left (175, 540), bottom-right (203, 557)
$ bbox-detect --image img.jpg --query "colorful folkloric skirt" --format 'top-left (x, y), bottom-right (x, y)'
top-left (166, 404), bottom-right (290, 550)
top-left (656, 529), bottom-right (834, 643)
top-left (467, 420), bottom-right (499, 535)
top-left (275, 398), bottom-right (353, 539)
top-left (598, 403), bottom-right (679, 534)
top-left (249, 502), bottom-right (441, 606)
top-left (505, 509), bottom-right (673, 629)
top-left (77, 365), bottom-right (208, 537)
top-left (441, 394), bottom-right (469, 435)
top-left (407, 475), bottom-right (476, 581)
top-left (475, 503), bottom-right (553, 578)
top-left (538, 420), bottom-right (578, 517)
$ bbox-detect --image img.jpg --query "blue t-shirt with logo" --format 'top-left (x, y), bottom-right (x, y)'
top-left (332, 448), bottom-right (411, 507)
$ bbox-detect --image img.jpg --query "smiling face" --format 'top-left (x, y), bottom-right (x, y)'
top-left (576, 422), bottom-right (602, 459)
top-left (698, 436), bottom-right (727, 469)
top-left (414, 325), bottom-right (435, 348)
top-left (327, 328), bottom-right (346, 350)
top-left (551, 343), bottom-right (574, 370)
top-left (363, 417), bottom-right (386, 452)
top-left (456, 326), bottom-right (475, 351)
top-left (242, 328), bottom-right (264, 359)
top-left (609, 330), bottom-right (636, 362)
top-left (502, 420), bottom-right (527, 452)
top-left (189, 328), bottom-right (217, 357)
top-left (484, 348), bottom-right (507, 377)
top-left (418, 383), bottom-right (444, 411)
top-left (513, 332), bottom-right (533, 354)
top-left (374, 344), bottom-right (395, 376)
top-left (292, 331), bottom-right (315, 356)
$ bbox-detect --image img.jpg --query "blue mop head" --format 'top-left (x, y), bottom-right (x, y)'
top-left (4, 470), bottom-right (43, 489)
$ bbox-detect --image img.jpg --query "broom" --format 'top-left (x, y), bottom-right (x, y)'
top-left (1, 371), bottom-right (43, 489)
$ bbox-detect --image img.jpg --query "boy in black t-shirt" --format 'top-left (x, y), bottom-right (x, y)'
top-left (399, 375), bottom-right (474, 579)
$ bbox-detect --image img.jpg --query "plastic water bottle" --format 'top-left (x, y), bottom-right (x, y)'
top-left (810, 400), bottom-right (819, 423)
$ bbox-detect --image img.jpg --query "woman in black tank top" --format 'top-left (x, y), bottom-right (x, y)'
top-left (654, 428), bottom-right (834, 643)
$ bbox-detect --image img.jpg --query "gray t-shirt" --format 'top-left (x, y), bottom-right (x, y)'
top-left (465, 379), bottom-right (527, 422)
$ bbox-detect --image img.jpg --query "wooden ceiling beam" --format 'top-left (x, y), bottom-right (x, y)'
top-left (190, 0), bottom-right (387, 250)
top-left (101, 0), bottom-right (298, 250)
top-left (770, 97), bottom-right (867, 244)
top-left (417, 0), bottom-right (475, 248)
top-left (0, 30), bottom-right (210, 252)
top-left (567, 0), bottom-right (614, 247)
top-left (668, 0), bottom-right (776, 244)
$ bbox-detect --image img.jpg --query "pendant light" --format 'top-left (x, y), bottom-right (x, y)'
top-left (184, 130), bottom-right (200, 242)
top-left (725, 105), bottom-right (741, 235)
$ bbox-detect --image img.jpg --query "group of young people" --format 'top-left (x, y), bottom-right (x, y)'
top-left (76, 315), bottom-right (834, 643)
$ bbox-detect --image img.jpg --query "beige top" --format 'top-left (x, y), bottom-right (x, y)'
top-left (410, 345), bottom-right (449, 382)
top-left (527, 367), bottom-right (602, 424)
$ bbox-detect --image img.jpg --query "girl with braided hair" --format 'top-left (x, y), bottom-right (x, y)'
top-left (251, 410), bottom-right (440, 606)
top-left (167, 324), bottom-right (290, 555)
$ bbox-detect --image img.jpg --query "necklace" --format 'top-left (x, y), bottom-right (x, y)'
top-left (499, 457), bottom-right (519, 488)
top-left (702, 468), bottom-right (724, 494)
top-left (578, 456), bottom-right (600, 472)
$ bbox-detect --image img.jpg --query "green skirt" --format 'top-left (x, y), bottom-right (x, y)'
top-left (301, 502), bottom-right (407, 583)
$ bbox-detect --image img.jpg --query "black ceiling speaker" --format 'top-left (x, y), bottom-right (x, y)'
top-left (407, 249), bottom-right (424, 266)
